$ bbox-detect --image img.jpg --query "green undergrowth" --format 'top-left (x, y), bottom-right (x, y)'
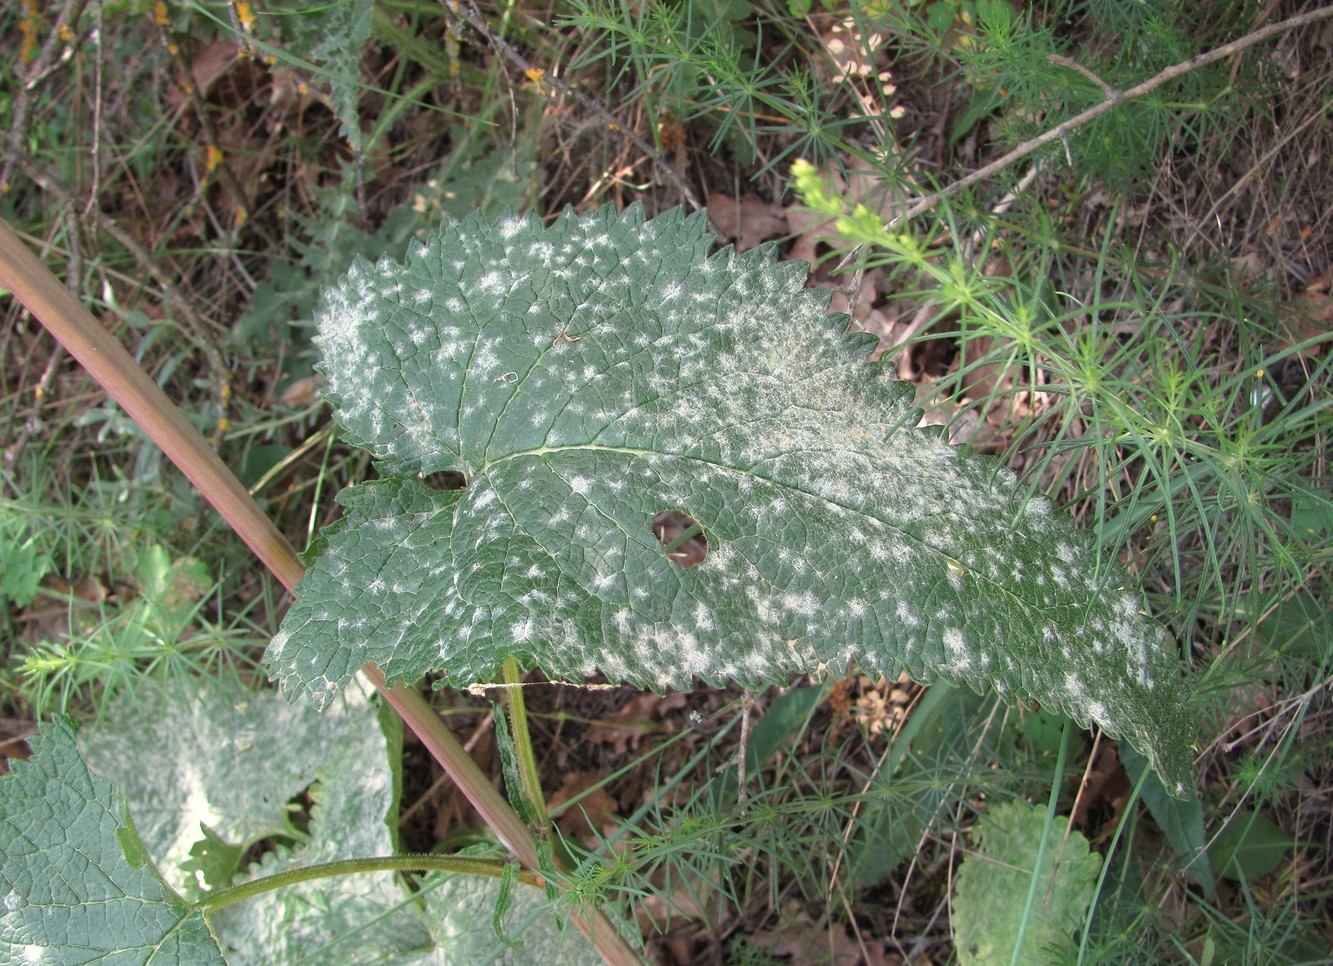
top-left (2, 0), bottom-right (1329, 961)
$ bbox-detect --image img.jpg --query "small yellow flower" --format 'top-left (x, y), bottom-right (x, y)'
top-left (206, 145), bottom-right (223, 172)
top-left (20, 0), bottom-right (41, 62)
top-left (234, 0), bottom-right (255, 33)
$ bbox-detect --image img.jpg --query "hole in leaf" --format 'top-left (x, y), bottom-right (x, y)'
top-left (651, 510), bottom-right (708, 568)
top-left (419, 469), bottom-right (468, 491)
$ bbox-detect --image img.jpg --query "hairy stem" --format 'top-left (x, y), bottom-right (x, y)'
top-left (502, 657), bottom-right (551, 835)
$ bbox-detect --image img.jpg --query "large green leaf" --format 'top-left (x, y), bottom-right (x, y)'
top-left (82, 676), bottom-right (433, 963)
top-left (201, 681), bottom-right (435, 964)
top-left (267, 203), bottom-right (1193, 795)
top-left (3, 682), bottom-right (599, 964)
top-left (78, 676), bottom-right (398, 898)
top-left (0, 716), bottom-right (225, 964)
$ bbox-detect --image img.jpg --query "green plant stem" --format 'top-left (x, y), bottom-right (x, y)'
top-left (502, 656), bottom-right (551, 833)
top-left (1009, 718), bottom-right (1073, 966)
top-left (0, 217), bottom-right (643, 966)
top-left (201, 854), bottom-right (536, 912)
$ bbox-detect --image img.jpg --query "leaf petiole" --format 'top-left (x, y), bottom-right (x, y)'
top-left (198, 855), bottom-right (537, 913)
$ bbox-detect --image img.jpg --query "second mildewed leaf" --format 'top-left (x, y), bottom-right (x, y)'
top-left (266, 203), bottom-right (1192, 795)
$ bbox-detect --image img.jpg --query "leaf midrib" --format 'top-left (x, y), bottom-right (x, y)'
top-left (476, 442), bottom-right (1037, 610)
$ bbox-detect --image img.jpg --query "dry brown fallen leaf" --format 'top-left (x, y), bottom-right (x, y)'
top-left (1070, 739), bottom-right (1131, 837)
top-left (278, 375), bottom-right (322, 408)
top-left (189, 38), bottom-right (242, 100)
top-left (586, 691), bottom-right (686, 756)
top-left (747, 900), bottom-right (902, 966)
top-left (706, 192), bottom-right (790, 253)
top-left (547, 770), bottom-right (620, 846)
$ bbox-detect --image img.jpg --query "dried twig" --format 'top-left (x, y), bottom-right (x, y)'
top-left (16, 160), bottom-right (229, 381)
top-left (446, 0), bottom-right (714, 223)
top-left (887, 4), bottom-right (1333, 231)
top-left (2, 0), bottom-right (90, 193)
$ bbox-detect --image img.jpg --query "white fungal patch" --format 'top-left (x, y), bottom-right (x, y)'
top-left (743, 650), bottom-right (771, 674)
top-left (1064, 673), bottom-right (1088, 703)
top-left (783, 591), bottom-right (819, 617)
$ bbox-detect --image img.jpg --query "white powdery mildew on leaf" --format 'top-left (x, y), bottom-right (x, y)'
top-left (271, 204), bottom-right (1193, 794)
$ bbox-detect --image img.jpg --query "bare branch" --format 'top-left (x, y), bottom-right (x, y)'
top-left (447, 0), bottom-right (711, 220)
top-left (889, 4), bottom-right (1333, 230)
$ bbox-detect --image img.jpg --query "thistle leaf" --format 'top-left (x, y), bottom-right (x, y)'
top-left (267, 204), bottom-right (1192, 795)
